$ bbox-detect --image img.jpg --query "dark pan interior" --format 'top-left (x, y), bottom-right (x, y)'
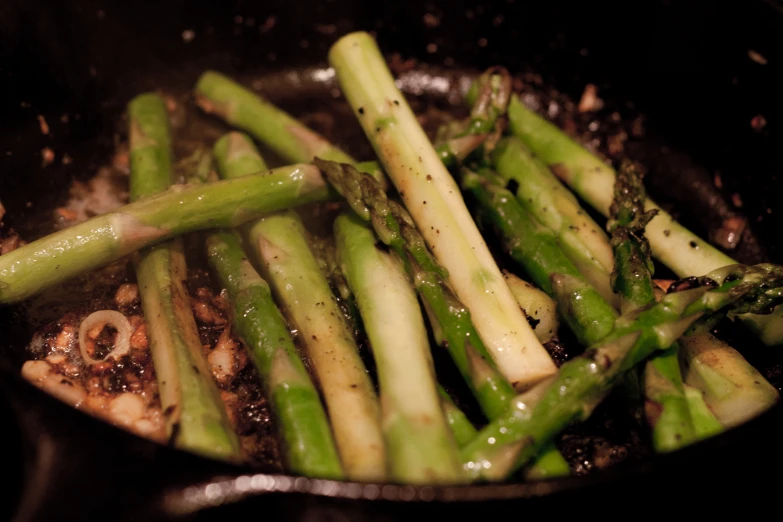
top-left (1, 0), bottom-right (783, 520)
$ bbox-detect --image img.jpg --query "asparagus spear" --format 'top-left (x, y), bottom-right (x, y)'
top-left (206, 231), bottom-right (343, 477)
top-left (129, 93), bottom-right (242, 461)
top-left (492, 137), bottom-right (618, 307)
top-left (503, 271), bottom-right (559, 344)
top-left (329, 32), bottom-right (556, 390)
top-left (438, 387), bottom-right (478, 448)
top-left (335, 212), bottom-right (463, 483)
top-left (506, 95), bottom-right (783, 345)
top-left (461, 168), bottom-right (617, 347)
top-left (316, 159), bottom-right (515, 418)
top-left (243, 210), bottom-right (385, 481)
top-left (461, 263), bottom-right (783, 480)
top-left (195, 71), bottom-right (485, 180)
top-left (206, 132), bottom-right (343, 479)
top-left (196, 71), bottom-right (354, 164)
top-left (315, 158), bottom-right (569, 479)
top-left (680, 327), bottom-right (779, 428)
top-left (608, 159), bottom-right (709, 452)
top-left (0, 164), bottom-right (331, 304)
top-left (213, 131), bottom-right (269, 175)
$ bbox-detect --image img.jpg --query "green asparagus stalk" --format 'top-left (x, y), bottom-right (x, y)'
top-left (329, 32), bottom-right (556, 390)
top-left (461, 263), bottom-right (783, 481)
top-left (206, 231), bottom-right (343, 477)
top-left (335, 212), bottom-right (464, 483)
top-left (206, 132), bottom-right (343, 478)
top-left (243, 210), bottom-right (385, 481)
top-left (437, 387), bottom-right (478, 448)
top-left (506, 95), bottom-right (783, 346)
top-left (213, 131), bottom-right (269, 174)
top-left (196, 71), bottom-right (354, 164)
top-left (0, 164), bottom-right (331, 304)
top-left (315, 158), bottom-right (569, 479)
top-left (608, 160), bottom-right (705, 452)
top-left (680, 328), bottom-right (779, 428)
top-left (492, 137), bottom-right (618, 307)
top-left (461, 168), bottom-right (617, 347)
top-left (503, 271), bottom-right (560, 344)
top-left (129, 93), bottom-right (242, 461)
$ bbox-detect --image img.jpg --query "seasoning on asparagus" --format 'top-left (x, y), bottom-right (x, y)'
top-left (196, 71), bottom-right (486, 180)
top-left (128, 93), bottom-right (242, 461)
top-left (335, 212), bottom-right (464, 483)
top-left (243, 210), bottom-right (385, 481)
top-left (506, 95), bottom-right (783, 346)
top-left (492, 137), bottom-right (618, 307)
top-left (503, 271), bottom-right (560, 344)
top-left (461, 263), bottom-right (783, 481)
top-left (461, 168), bottom-right (617, 347)
top-left (315, 158), bottom-right (568, 479)
top-left (206, 132), bottom-right (344, 479)
top-left (329, 32), bottom-right (556, 390)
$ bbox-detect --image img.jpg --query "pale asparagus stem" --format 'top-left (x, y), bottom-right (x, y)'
top-left (461, 263), bottom-right (783, 480)
top-left (492, 137), bottom-right (618, 308)
top-left (0, 164), bottom-right (332, 304)
top-left (315, 161), bottom-right (570, 482)
top-left (208, 134), bottom-right (344, 479)
top-left (335, 212), bottom-right (463, 483)
top-left (129, 93), bottom-right (242, 461)
top-left (507, 95), bottom-right (783, 345)
top-left (503, 271), bottom-right (559, 343)
top-left (680, 331), bottom-right (779, 428)
top-left (329, 32), bottom-right (556, 390)
top-left (244, 210), bottom-right (385, 481)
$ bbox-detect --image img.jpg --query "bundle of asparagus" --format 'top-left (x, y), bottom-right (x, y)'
top-left (6, 30), bottom-right (781, 487)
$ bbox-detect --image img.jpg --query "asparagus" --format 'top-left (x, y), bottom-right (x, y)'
top-left (316, 159), bottom-right (515, 418)
top-left (335, 212), bottom-right (463, 483)
top-left (206, 231), bottom-right (343, 477)
top-left (315, 158), bottom-right (569, 479)
top-left (243, 210), bottom-right (385, 481)
top-left (506, 95), bottom-right (783, 346)
top-left (438, 387), bottom-right (478, 448)
top-left (680, 328), bottom-right (779, 428)
top-left (492, 137), bottom-right (618, 307)
top-left (128, 93), bottom-right (242, 461)
top-left (195, 71), bottom-right (485, 180)
top-left (608, 159), bottom-right (708, 452)
top-left (213, 131), bottom-right (269, 175)
top-left (461, 168), bottom-right (617, 347)
top-left (0, 163), bottom-right (331, 304)
top-left (206, 132), bottom-right (343, 478)
top-left (196, 71), bottom-right (354, 164)
top-left (329, 32), bottom-right (556, 390)
top-left (503, 271), bottom-right (559, 344)
top-left (461, 263), bottom-right (783, 480)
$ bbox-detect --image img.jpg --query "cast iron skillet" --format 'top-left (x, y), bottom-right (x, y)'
top-left (1, 0), bottom-right (782, 520)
